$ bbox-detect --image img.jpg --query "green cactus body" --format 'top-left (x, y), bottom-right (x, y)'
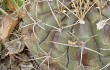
top-left (22, 0), bottom-right (110, 70)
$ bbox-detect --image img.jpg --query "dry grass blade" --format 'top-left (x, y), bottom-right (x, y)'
top-left (84, 47), bottom-right (103, 56)
top-left (50, 41), bottom-right (74, 47)
top-left (47, 1), bottom-right (60, 27)
top-left (100, 48), bottom-right (110, 50)
top-left (80, 47), bottom-right (84, 65)
top-left (100, 63), bottom-right (110, 70)
top-left (71, 0), bottom-right (98, 20)
top-left (0, 8), bottom-right (8, 15)
top-left (58, 62), bottom-right (69, 70)
top-left (58, 0), bottom-right (80, 19)
top-left (63, 20), bottom-right (79, 29)
top-left (51, 40), bottom-right (103, 56)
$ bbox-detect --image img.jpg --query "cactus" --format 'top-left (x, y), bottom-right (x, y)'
top-left (21, 0), bottom-right (110, 70)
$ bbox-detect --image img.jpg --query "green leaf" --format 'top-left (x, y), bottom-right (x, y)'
top-left (11, 0), bottom-right (24, 9)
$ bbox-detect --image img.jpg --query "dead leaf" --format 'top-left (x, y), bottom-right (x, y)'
top-left (0, 16), bottom-right (19, 41)
top-left (5, 39), bottom-right (24, 55)
top-left (6, 0), bottom-right (15, 11)
top-left (0, 0), bottom-right (2, 4)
